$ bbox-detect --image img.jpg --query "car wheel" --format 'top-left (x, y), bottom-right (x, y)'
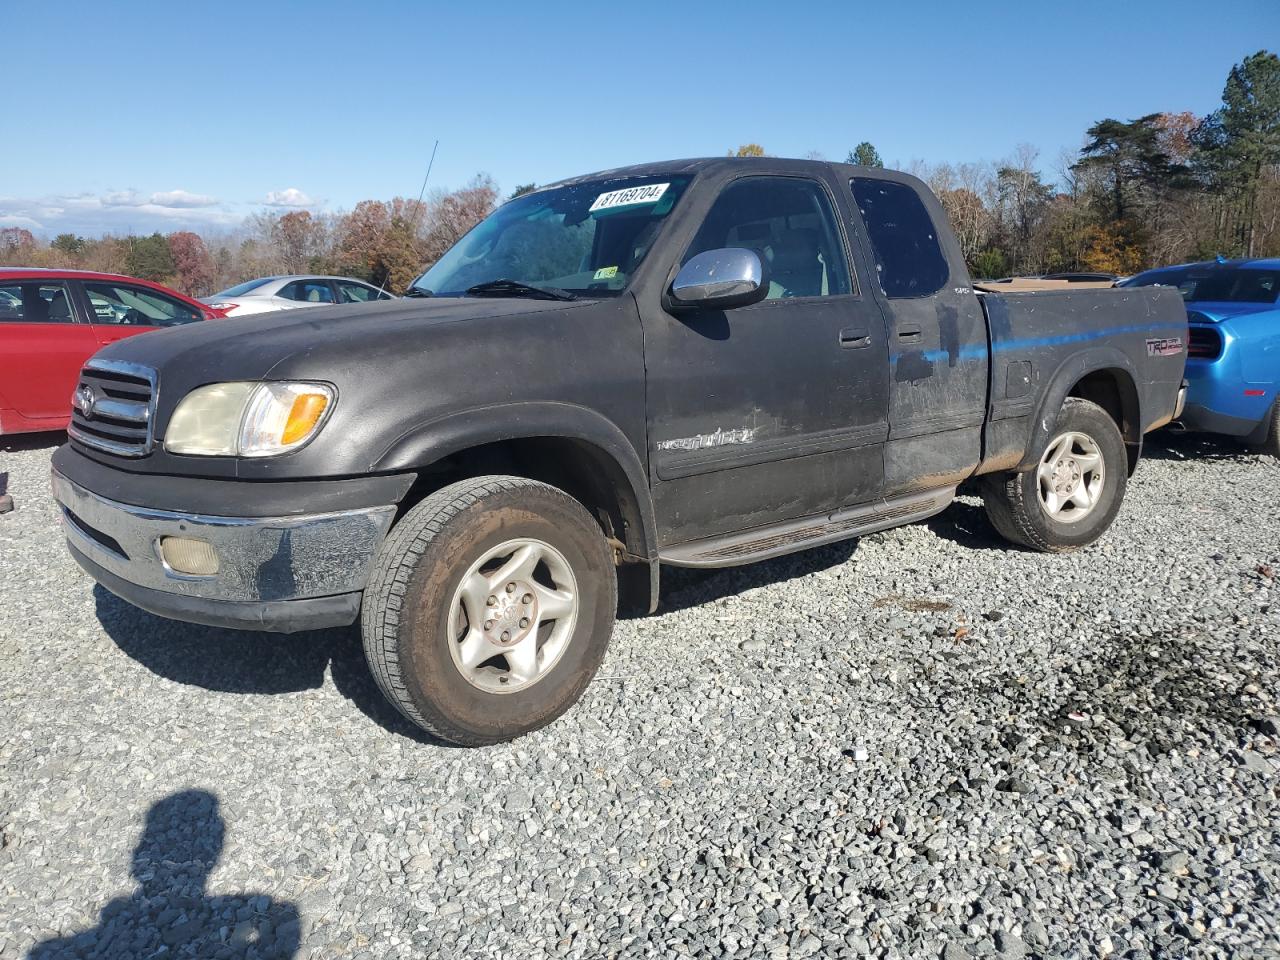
top-left (361, 475), bottom-right (617, 745)
top-left (1256, 401), bottom-right (1280, 458)
top-left (980, 397), bottom-right (1128, 553)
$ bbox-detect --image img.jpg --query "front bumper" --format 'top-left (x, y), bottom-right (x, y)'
top-left (52, 470), bottom-right (397, 632)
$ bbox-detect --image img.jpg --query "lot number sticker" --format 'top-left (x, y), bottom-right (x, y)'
top-left (590, 183), bottom-right (670, 213)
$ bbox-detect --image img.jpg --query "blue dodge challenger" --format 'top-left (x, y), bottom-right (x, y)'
top-left (1125, 258), bottom-right (1280, 455)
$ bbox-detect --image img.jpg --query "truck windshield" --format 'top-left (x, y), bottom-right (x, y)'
top-left (411, 176), bottom-right (691, 298)
top-left (1127, 266), bottom-right (1280, 304)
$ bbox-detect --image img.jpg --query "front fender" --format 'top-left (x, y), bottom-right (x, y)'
top-left (372, 400), bottom-right (658, 563)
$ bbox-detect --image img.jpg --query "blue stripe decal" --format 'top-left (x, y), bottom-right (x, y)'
top-left (892, 322), bottom-right (1186, 366)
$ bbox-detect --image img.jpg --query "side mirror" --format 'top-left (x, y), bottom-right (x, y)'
top-left (670, 248), bottom-right (767, 310)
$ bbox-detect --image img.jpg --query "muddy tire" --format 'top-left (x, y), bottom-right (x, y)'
top-left (361, 476), bottom-right (616, 745)
top-left (981, 397), bottom-right (1128, 553)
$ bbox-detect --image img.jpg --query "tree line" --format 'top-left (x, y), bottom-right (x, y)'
top-left (2, 50), bottom-right (1276, 293)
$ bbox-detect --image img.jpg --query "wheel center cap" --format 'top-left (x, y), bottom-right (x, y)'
top-left (483, 580), bottom-right (538, 645)
top-left (1053, 458), bottom-right (1081, 493)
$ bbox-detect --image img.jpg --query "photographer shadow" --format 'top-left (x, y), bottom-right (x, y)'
top-left (27, 790), bottom-right (299, 959)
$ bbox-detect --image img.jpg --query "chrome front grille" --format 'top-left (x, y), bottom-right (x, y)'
top-left (68, 359), bottom-right (158, 457)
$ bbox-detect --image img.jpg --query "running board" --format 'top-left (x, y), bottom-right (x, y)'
top-left (660, 487), bottom-right (956, 568)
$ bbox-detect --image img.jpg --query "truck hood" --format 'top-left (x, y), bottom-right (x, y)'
top-left (96, 296), bottom-right (582, 380)
top-left (1186, 302), bottom-right (1279, 323)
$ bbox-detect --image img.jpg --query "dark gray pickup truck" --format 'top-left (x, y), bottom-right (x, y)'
top-left (52, 157), bottom-right (1187, 744)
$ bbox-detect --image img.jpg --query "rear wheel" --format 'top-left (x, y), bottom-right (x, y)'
top-left (361, 476), bottom-right (616, 745)
top-left (981, 397), bottom-right (1127, 553)
top-left (1257, 402), bottom-right (1280, 457)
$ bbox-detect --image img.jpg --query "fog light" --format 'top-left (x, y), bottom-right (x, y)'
top-left (159, 536), bottom-right (220, 576)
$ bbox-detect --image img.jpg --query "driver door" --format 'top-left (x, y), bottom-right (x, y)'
top-left (640, 172), bottom-right (890, 547)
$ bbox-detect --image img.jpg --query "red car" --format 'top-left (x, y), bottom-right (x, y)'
top-left (0, 268), bottom-right (228, 436)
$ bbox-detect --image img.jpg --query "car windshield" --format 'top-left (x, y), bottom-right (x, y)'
top-left (411, 176), bottom-right (691, 298)
top-left (214, 277), bottom-right (274, 298)
top-left (1127, 266), bottom-right (1280, 304)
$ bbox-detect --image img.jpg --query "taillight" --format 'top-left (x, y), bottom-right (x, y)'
top-left (1187, 326), bottom-right (1222, 360)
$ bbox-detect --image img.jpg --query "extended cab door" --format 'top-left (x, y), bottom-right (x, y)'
top-left (848, 175), bottom-right (990, 496)
top-left (0, 278), bottom-right (97, 426)
top-left (640, 172), bottom-right (890, 546)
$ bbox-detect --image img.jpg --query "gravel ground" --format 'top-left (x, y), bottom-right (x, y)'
top-left (1, 432), bottom-right (1278, 960)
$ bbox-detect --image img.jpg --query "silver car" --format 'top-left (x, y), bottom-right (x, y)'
top-left (202, 275), bottom-right (394, 317)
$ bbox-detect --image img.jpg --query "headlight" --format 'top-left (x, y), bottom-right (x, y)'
top-left (165, 381), bottom-right (334, 457)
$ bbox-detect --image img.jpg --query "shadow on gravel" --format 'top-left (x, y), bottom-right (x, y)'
top-left (93, 587), bottom-right (453, 746)
top-left (1141, 428), bottom-right (1260, 463)
top-left (26, 790), bottom-right (299, 959)
top-left (923, 500), bottom-right (1012, 553)
top-left (651, 540), bottom-right (858, 616)
top-left (0, 429), bottom-right (65, 453)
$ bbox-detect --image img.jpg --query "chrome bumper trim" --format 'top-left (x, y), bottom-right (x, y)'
top-left (52, 470), bottom-right (396, 603)
top-left (1173, 382), bottom-right (1187, 421)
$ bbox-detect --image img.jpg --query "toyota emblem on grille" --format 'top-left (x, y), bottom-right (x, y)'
top-left (72, 384), bottom-right (96, 419)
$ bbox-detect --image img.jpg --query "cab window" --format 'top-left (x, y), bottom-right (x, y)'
top-left (851, 178), bottom-right (949, 298)
top-left (0, 282), bottom-right (76, 323)
top-left (279, 279), bottom-right (335, 303)
top-left (83, 282), bottom-right (203, 327)
top-left (683, 177), bottom-right (853, 300)
top-left (337, 280), bottom-right (386, 303)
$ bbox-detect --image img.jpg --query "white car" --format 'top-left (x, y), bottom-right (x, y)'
top-left (201, 275), bottom-right (394, 317)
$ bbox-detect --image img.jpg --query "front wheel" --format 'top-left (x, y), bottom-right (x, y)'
top-left (981, 397), bottom-right (1128, 553)
top-left (361, 476), bottom-right (617, 745)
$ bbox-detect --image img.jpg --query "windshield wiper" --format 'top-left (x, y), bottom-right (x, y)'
top-left (403, 287), bottom-right (434, 298)
top-left (465, 278), bottom-right (578, 302)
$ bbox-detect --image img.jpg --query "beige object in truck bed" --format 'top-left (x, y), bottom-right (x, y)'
top-left (974, 278), bottom-right (1117, 292)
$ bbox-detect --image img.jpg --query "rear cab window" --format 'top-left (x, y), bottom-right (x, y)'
top-left (851, 178), bottom-right (949, 298)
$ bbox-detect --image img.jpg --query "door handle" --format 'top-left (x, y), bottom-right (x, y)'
top-left (839, 327), bottom-right (871, 349)
top-left (897, 326), bottom-right (923, 343)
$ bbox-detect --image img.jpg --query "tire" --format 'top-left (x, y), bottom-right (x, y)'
top-left (980, 397), bottom-right (1128, 553)
top-left (1256, 402), bottom-right (1280, 458)
top-left (361, 475), bottom-right (617, 745)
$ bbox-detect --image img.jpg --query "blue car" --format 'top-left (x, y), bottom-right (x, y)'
top-left (1124, 259), bottom-right (1280, 455)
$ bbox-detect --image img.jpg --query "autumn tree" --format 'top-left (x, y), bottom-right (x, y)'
top-left (166, 231), bottom-right (216, 295)
top-left (507, 183), bottom-right (537, 201)
top-left (729, 144), bottom-right (766, 157)
top-left (272, 210), bottom-right (326, 274)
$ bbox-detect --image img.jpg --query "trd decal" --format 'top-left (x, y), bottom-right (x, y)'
top-left (1146, 337), bottom-right (1184, 357)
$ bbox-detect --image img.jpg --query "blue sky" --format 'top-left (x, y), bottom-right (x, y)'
top-left (5, 0), bottom-right (1277, 237)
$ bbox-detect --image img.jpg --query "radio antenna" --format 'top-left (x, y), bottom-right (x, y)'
top-left (380, 139), bottom-right (439, 297)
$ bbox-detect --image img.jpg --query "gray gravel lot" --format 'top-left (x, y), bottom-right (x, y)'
top-left (1, 433), bottom-right (1278, 960)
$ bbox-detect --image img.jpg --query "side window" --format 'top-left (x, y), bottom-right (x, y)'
top-left (683, 177), bottom-right (852, 300)
top-left (850, 178), bottom-right (949, 298)
top-left (82, 284), bottom-right (202, 330)
top-left (83, 283), bottom-right (203, 327)
top-left (279, 279), bottom-right (335, 303)
top-left (337, 281), bottom-right (382, 303)
top-left (0, 282), bottom-right (76, 323)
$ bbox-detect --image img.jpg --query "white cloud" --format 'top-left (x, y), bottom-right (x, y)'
top-left (0, 191), bottom-right (241, 237)
top-left (0, 214), bottom-right (43, 230)
top-left (264, 187), bottom-right (315, 208)
top-left (149, 189), bottom-right (219, 208)
top-left (101, 188), bottom-right (218, 209)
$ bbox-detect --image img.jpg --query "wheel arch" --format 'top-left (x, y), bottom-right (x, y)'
top-left (372, 403), bottom-right (659, 613)
top-left (1021, 349), bottom-right (1144, 476)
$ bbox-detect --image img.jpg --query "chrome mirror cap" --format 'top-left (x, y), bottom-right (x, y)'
top-left (670, 248), bottom-right (766, 309)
